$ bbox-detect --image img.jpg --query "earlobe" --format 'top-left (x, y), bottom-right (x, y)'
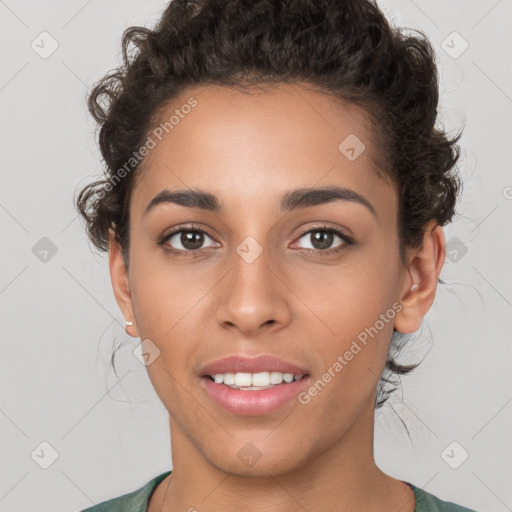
top-left (394, 221), bottom-right (446, 334)
top-left (108, 229), bottom-right (140, 338)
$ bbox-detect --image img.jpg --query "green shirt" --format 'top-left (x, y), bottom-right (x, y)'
top-left (79, 470), bottom-right (478, 511)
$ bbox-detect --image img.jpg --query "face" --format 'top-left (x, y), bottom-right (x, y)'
top-left (109, 83), bottom-right (440, 477)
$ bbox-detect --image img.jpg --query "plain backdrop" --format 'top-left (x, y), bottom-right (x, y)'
top-left (1, 1), bottom-right (511, 511)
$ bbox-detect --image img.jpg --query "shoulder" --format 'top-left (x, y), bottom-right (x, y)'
top-left (405, 482), bottom-right (479, 512)
top-left (77, 471), bottom-right (172, 512)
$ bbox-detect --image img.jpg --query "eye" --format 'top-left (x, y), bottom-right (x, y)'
top-left (293, 226), bottom-right (354, 254)
top-left (159, 225), bottom-right (218, 254)
top-left (158, 224), bottom-right (354, 256)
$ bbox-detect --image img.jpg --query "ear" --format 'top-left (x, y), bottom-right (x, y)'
top-left (394, 220), bottom-right (446, 334)
top-left (108, 229), bottom-right (139, 338)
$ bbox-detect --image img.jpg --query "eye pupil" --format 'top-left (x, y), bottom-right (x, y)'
top-left (181, 231), bottom-right (204, 250)
top-left (311, 231), bottom-right (333, 250)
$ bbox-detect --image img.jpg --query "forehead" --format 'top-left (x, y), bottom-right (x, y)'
top-left (130, 83), bottom-right (396, 219)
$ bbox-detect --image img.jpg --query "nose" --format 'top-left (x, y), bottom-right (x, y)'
top-left (214, 248), bottom-right (292, 337)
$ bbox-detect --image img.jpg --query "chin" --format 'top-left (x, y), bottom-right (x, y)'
top-left (200, 433), bottom-right (313, 479)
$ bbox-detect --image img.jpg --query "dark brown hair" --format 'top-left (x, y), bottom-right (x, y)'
top-left (76, 0), bottom-right (463, 409)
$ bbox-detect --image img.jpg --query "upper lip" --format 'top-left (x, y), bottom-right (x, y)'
top-left (199, 354), bottom-right (309, 376)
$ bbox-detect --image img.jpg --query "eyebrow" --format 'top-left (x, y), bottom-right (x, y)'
top-left (143, 185), bottom-right (377, 217)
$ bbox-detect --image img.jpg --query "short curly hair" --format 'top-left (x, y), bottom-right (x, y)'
top-left (76, 0), bottom-right (463, 409)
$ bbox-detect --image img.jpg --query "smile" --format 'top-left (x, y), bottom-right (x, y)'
top-left (200, 373), bottom-right (310, 415)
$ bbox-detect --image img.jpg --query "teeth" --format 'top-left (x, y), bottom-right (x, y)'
top-left (214, 374), bottom-right (226, 384)
top-left (210, 371), bottom-right (304, 388)
top-left (235, 372), bottom-right (252, 387)
top-left (223, 373), bottom-right (236, 385)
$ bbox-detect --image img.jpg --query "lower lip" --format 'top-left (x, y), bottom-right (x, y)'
top-left (200, 376), bottom-right (310, 416)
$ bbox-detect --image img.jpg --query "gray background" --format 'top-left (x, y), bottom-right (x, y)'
top-left (1, 0), bottom-right (511, 510)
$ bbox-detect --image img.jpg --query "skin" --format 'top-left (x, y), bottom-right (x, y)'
top-left (108, 83), bottom-right (445, 511)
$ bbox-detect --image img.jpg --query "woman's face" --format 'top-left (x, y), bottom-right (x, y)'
top-left (111, 83), bottom-right (416, 476)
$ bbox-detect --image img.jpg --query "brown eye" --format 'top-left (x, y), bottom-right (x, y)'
top-left (161, 228), bottom-right (217, 253)
top-left (296, 228), bottom-right (348, 252)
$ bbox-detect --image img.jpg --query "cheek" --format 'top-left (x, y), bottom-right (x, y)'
top-left (294, 246), bottom-right (400, 335)
top-left (129, 247), bottom-right (214, 336)
top-left (293, 269), bottom-right (400, 430)
top-left (290, 245), bottom-right (402, 397)
top-left (127, 252), bottom-right (216, 389)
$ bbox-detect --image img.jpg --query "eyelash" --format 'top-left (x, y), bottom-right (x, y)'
top-left (158, 223), bottom-right (355, 257)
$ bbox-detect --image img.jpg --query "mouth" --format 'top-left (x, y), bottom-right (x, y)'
top-left (199, 372), bottom-right (311, 416)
